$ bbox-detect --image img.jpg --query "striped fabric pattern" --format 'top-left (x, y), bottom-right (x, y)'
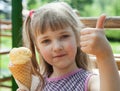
top-left (43, 69), bottom-right (93, 91)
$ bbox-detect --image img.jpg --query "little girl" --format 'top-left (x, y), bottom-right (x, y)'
top-left (17, 1), bottom-right (120, 91)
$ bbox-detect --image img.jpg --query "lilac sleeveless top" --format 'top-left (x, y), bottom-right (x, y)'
top-left (43, 69), bottom-right (93, 91)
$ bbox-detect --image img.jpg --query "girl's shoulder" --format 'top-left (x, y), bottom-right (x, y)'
top-left (45, 68), bottom-right (88, 82)
top-left (45, 68), bottom-right (94, 82)
top-left (87, 74), bottom-right (100, 91)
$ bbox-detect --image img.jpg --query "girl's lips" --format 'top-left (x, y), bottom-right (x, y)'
top-left (53, 54), bottom-right (67, 58)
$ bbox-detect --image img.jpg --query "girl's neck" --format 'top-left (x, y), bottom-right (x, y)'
top-left (50, 63), bottom-right (79, 78)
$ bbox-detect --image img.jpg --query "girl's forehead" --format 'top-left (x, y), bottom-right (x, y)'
top-left (37, 27), bottom-right (73, 38)
top-left (42, 27), bottom-right (73, 34)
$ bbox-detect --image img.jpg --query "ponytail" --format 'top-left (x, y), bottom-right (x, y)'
top-left (22, 16), bottom-right (44, 89)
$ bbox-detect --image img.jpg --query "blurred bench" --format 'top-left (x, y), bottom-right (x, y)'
top-left (89, 54), bottom-right (120, 70)
top-left (0, 70), bottom-right (11, 88)
top-left (0, 49), bottom-right (11, 55)
top-left (0, 48), bottom-right (12, 88)
top-left (80, 16), bottom-right (120, 28)
top-left (0, 20), bottom-right (12, 88)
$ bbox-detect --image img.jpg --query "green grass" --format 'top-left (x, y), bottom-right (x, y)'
top-left (0, 36), bottom-right (11, 69)
top-left (105, 30), bottom-right (120, 41)
top-left (1, 36), bottom-right (12, 49)
top-left (110, 41), bottom-right (120, 54)
top-left (0, 31), bottom-right (12, 90)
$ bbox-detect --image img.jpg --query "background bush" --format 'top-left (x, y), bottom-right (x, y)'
top-left (105, 29), bottom-right (120, 41)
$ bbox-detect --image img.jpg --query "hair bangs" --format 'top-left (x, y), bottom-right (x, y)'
top-left (34, 10), bottom-right (75, 36)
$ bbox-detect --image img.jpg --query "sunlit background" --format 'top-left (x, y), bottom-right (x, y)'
top-left (0, 0), bottom-right (120, 91)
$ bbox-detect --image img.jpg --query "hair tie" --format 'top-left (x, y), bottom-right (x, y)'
top-left (29, 10), bottom-right (34, 18)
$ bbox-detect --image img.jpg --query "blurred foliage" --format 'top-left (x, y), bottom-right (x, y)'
top-left (90, 0), bottom-right (120, 16)
top-left (26, 0), bottom-right (120, 16)
top-left (27, 0), bottom-right (93, 15)
top-left (105, 30), bottom-right (120, 41)
top-left (61, 0), bottom-right (93, 16)
top-left (112, 0), bottom-right (120, 15)
top-left (110, 41), bottom-right (120, 54)
top-left (27, 0), bottom-right (38, 9)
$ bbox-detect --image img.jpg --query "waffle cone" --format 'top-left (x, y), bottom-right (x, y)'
top-left (9, 61), bottom-right (32, 89)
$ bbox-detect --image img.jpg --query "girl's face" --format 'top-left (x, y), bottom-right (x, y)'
top-left (37, 27), bottom-right (78, 70)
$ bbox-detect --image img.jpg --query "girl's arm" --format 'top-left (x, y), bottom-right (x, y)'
top-left (80, 14), bottom-right (120, 91)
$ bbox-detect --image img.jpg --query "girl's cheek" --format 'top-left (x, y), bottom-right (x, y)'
top-left (66, 40), bottom-right (77, 50)
top-left (67, 41), bottom-right (77, 56)
top-left (40, 47), bottom-right (51, 61)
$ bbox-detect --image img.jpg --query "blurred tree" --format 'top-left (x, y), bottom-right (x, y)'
top-left (98, 0), bottom-right (109, 11)
top-left (84, 0), bottom-right (120, 16)
top-left (26, 0), bottom-right (120, 16)
top-left (38, 0), bottom-right (93, 16)
top-left (68, 0), bottom-right (92, 11)
top-left (67, 0), bottom-right (93, 16)
top-left (113, 0), bottom-right (120, 15)
top-left (27, 0), bottom-right (37, 9)
top-left (42, 0), bottom-right (55, 2)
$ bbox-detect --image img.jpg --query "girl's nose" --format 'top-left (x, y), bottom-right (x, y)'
top-left (52, 40), bottom-right (63, 52)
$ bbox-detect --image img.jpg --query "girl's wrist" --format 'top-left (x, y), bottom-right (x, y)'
top-left (96, 53), bottom-right (114, 63)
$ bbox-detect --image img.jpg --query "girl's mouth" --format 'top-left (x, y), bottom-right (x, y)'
top-left (53, 54), bottom-right (67, 58)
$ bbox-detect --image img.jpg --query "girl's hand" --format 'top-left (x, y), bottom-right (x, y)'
top-left (80, 14), bottom-right (113, 60)
top-left (16, 75), bottom-right (40, 91)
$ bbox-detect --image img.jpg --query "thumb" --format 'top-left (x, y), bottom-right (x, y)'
top-left (96, 14), bottom-right (106, 28)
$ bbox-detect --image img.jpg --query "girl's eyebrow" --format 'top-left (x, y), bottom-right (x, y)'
top-left (59, 31), bottom-right (69, 35)
top-left (39, 35), bottom-right (49, 40)
top-left (39, 31), bottom-right (70, 40)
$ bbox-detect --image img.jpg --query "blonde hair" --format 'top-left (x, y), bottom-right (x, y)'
top-left (22, 1), bottom-right (90, 90)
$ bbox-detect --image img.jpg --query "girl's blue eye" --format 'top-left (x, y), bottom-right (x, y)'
top-left (41, 39), bottom-right (50, 44)
top-left (61, 35), bottom-right (70, 39)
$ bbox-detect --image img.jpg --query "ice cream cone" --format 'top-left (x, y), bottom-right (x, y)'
top-left (8, 47), bottom-right (32, 90)
top-left (9, 61), bottom-right (32, 89)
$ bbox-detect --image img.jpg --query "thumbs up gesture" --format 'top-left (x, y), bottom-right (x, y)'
top-left (80, 14), bottom-right (113, 59)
